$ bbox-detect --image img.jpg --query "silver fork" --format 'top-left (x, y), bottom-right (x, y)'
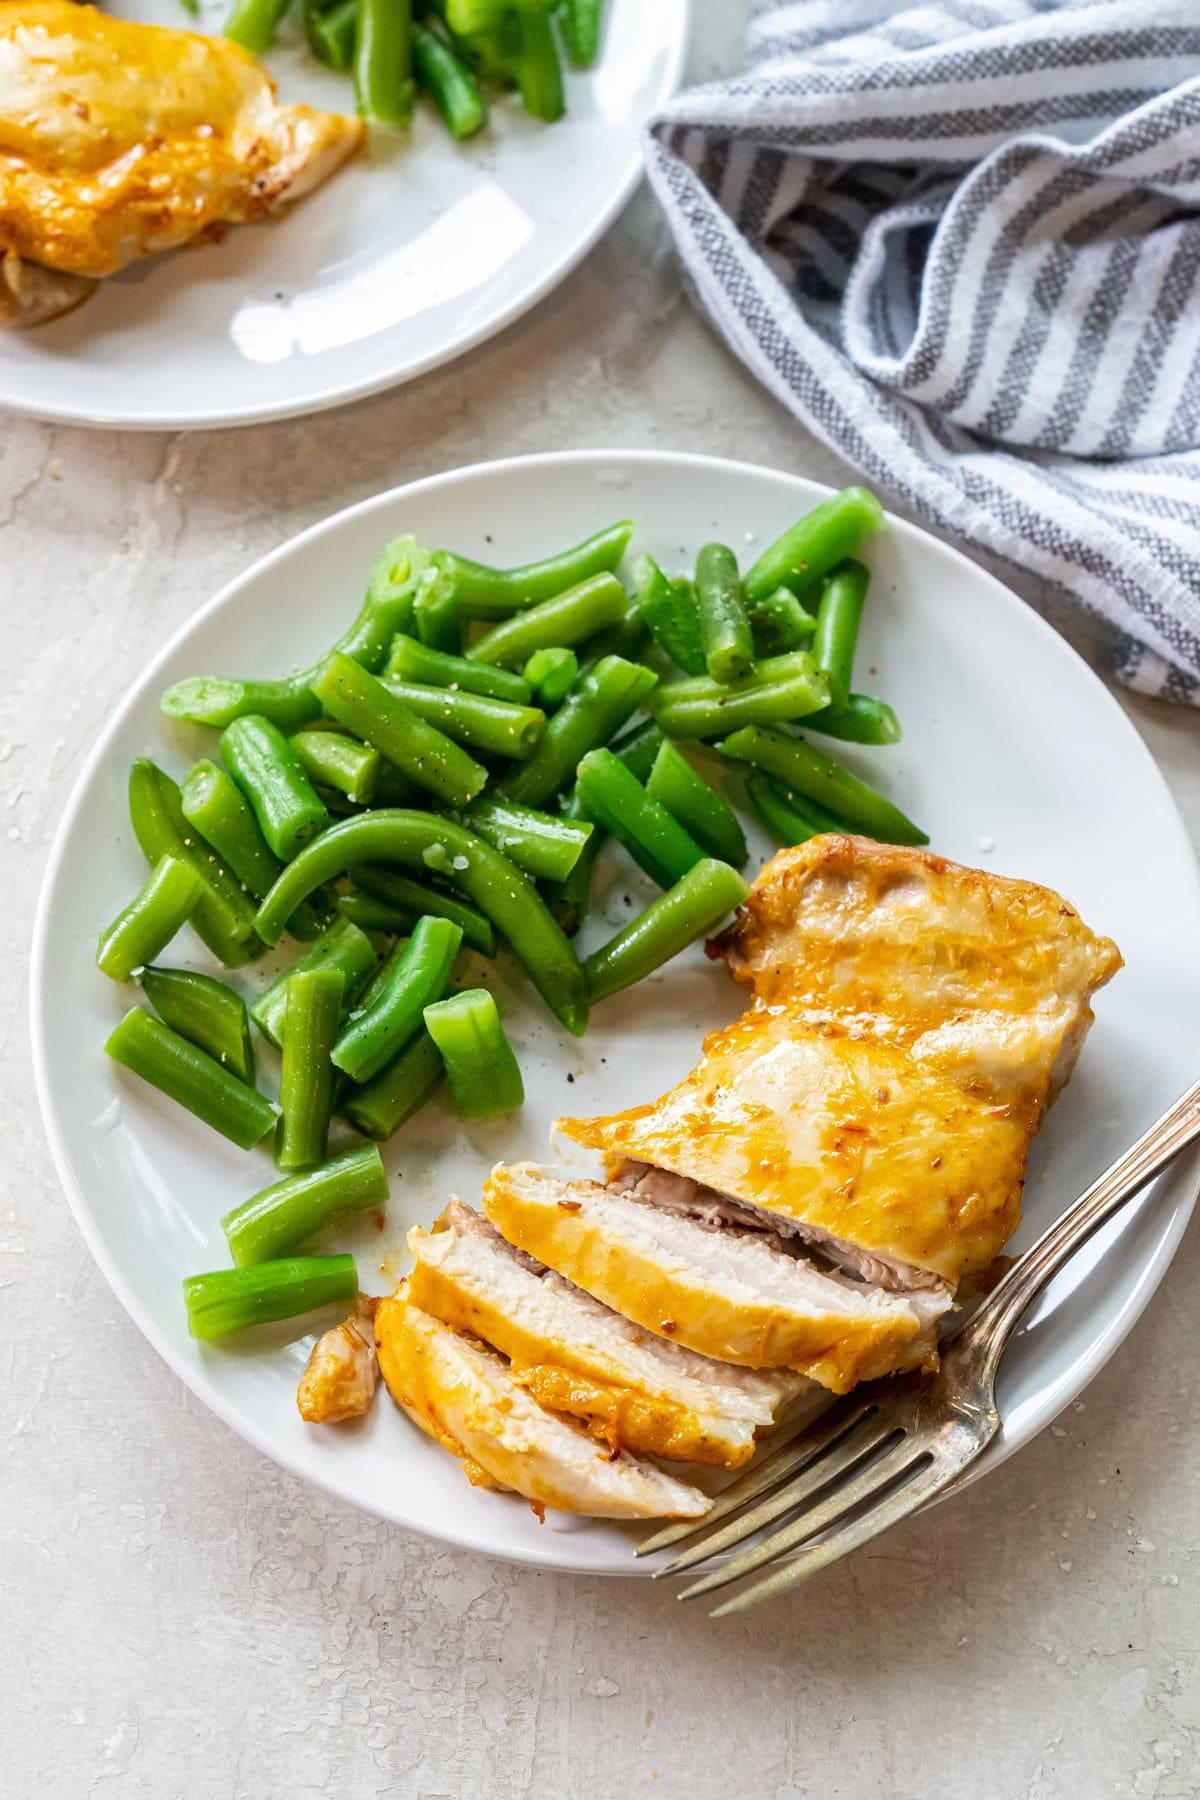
top-left (636, 1075), bottom-right (1200, 1615)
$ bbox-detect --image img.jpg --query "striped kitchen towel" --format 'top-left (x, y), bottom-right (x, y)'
top-left (644, 0), bottom-right (1200, 702)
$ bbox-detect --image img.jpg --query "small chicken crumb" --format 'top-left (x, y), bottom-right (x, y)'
top-left (297, 1294), bottom-right (379, 1424)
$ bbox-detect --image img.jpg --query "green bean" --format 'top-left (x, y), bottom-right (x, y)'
top-left (812, 560), bottom-right (869, 709)
top-left (412, 565), bottom-right (462, 653)
top-left (695, 543), bottom-right (755, 683)
top-left (434, 520), bottom-right (634, 621)
top-left (455, 795), bottom-right (592, 882)
top-left (349, 865), bottom-right (496, 955)
top-left (576, 748), bottom-right (705, 889)
top-left (583, 859), bottom-right (750, 1004)
top-left (380, 677), bottom-right (545, 759)
top-left (744, 773), bottom-right (846, 847)
top-left (290, 729), bottom-right (382, 805)
top-left (718, 725), bottom-right (928, 845)
top-left (220, 716), bottom-right (329, 863)
top-left (646, 741), bottom-right (747, 868)
top-left (340, 1027), bottom-right (444, 1140)
top-left (276, 968), bottom-right (344, 1169)
top-left (251, 916), bottom-right (379, 1048)
top-left (747, 585), bottom-right (817, 658)
top-left (632, 555), bottom-right (705, 675)
top-left (223, 1146), bottom-right (387, 1265)
top-left (524, 647), bottom-right (577, 709)
top-left (333, 914), bottom-right (461, 1082)
top-left (468, 573), bottom-right (628, 670)
top-left (224, 0), bottom-right (292, 54)
top-left (179, 760), bottom-right (325, 940)
top-left (423, 988), bottom-right (523, 1118)
top-left (386, 634), bottom-right (531, 703)
top-left (560, 0), bottom-right (604, 67)
top-left (804, 693), bottom-right (901, 746)
top-left (582, 600), bottom-right (651, 667)
top-left (253, 811), bottom-right (588, 1035)
top-left (413, 18), bottom-right (486, 136)
top-left (541, 793), bottom-right (603, 938)
top-left (374, 763), bottom-right (422, 807)
top-left (306, 0), bottom-right (358, 67)
top-left (183, 1255), bottom-right (359, 1340)
top-left (355, 0), bottom-right (414, 123)
top-left (97, 855), bottom-right (204, 981)
top-left (609, 717), bottom-right (665, 782)
top-left (651, 651), bottom-right (829, 741)
top-left (515, 4), bottom-right (563, 120)
top-left (743, 488), bottom-right (884, 604)
top-left (140, 966), bottom-right (256, 1085)
top-left (312, 653), bottom-right (487, 807)
top-left (105, 1008), bottom-right (278, 1148)
top-left (160, 535), bottom-right (431, 730)
top-left (496, 655), bottom-right (657, 808)
top-left (129, 760), bottom-right (261, 967)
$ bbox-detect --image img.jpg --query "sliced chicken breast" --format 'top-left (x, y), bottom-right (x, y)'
top-left (482, 1164), bottom-right (950, 1392)
top-left (375, 1285), bottom-right (711, 1521)
top-left (408, 1200), bottom-right (814, 1468)
top-left (297, 1296), bottom-right (378, 1425)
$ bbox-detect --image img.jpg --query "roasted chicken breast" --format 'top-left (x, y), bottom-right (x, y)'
top-left (560, 837), bottom-right (1122, 1289)
top-left (0, 1), bottom-right (363, 322)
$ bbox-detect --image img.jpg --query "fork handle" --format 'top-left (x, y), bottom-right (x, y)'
top-left (964, 1076), bottom-right (1200, 1382)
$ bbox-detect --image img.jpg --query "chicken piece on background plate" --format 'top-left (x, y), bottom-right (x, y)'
top-left (0, 0), bottom-right (363, 324)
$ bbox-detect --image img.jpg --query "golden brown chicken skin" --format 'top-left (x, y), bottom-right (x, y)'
top-left (0, 1), bottom-right (362, 316)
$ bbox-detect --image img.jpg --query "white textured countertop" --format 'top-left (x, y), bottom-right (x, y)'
top-left (5, 12), bottom-right (1200, 1798)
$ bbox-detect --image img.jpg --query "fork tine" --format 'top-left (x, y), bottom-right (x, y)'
top-left (656, 1411), bottom-right (901, 1577)
top-left (708, 1456), bottom-right (951, 1616)
top-left (636, 1397), bottom-right (876, 1560)
top-left (678, 1435), bottom-right (923, 1601)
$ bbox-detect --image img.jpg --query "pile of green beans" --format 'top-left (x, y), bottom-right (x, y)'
top-left (222, 0), bottom-right (610, 141)
top-left (99, 490), bottom-right (926, 1344)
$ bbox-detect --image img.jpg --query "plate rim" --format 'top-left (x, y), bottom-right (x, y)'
top-left (30, 446), bottom-right (1200, 1569)
top-left (0, 3), bottom-right (691, 433)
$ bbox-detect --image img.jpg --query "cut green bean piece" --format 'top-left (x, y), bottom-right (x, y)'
top-left (413, 18), bottom-right (486, 135)
top-left (582, 600), bottom-right (651, 667)
top-left (455, 795), bottom-right (592, 882)
top-left (386, 634), bottom-right (532, 703)
top-left (251, 916), bottom-right (379, 1048)
top-left (105, 1008), bottom-right (277, 1148)
top-left (290, 729), bottom-right (382, 805)
top-left (609, 717), bottom-right (666, 782)
top-left (560, 0), bottom-right (603, 67)
top-left (381, 677), bottom-right (545, 759)
top-left (718, 725), bottom-right (928, 845)
top-left (97, 855), bottom-right (204, 981)
top-left (468, 573), bottom-right (628, 670)
top-left (632, 555), bottom-right (706, 675)
top-left (224, 0), bottom-right (292, 54)
top-left (340, 1027), bottom-right (444, 1140)
top-left (355, 0), bottom-right (414, 124)
top-left (743, 488), bottom-right (884, 604)
top-left (350, 864), bottom-right (496, 956)
top-left (179, 760), bottom-right (325, 940)
top-left (129, 759), bottom-right (261, 967)
top-left (306, 0), bottom-right (358, 67)
top-left (646, 741), bottom-right (747, 868)
top-left (313, 653), bottom-right (487, 807)
top-left (583, 859), bottom-right (750, 1004)
top-left (812, 559), bottom-right (869, 710)
top-left (747, 585), bottom-right (818, 658)
top-left (696, 542), bottom-right (755, 683)
top-left (223, 1146), bottom-right (388, 1265)
top-left (159, 535), bottom-right (432, 730)
top-left (744, 773), bottom-right (847, 847)
top-left (434, 520), bottom-right (634, 621)
top-left (541, 798), bottom-right (603, 939)
top-left (515, 4), bottom-right (563, 120)
top-left (652, 651), bottom-right (829, 741)
top-left (423, 987), bottom-right (524, 1119)
top-left (576, 748), bottom-right (705, 889)
top-left (496, 654), bottom-right (658, 808)
top-left (337, 892), bottom-right (416, 936)
top-left (253, 811), bottom-right (588, 1036)
top-left (140, 965), bottom-right (256, 1085)
top-left (276, 967), bottom-right (344, 1170)
top-left (333, 913), bottom-right (461, 1082)
top-left (221, 716), bottom-right (329, 861)
top-left (804, 692), bottom-right (901, 746)
top-left (524, 647), bottom-right (578, 709)
top-left (183, 1255), bottom-right (359, 1340)
top-left (412, 564), bottom-right (462, 653)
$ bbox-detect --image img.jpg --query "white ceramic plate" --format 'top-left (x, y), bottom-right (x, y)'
top-left (32, 450), bottom-right (1200, 1573)
top-left (0, 0), bottom-right (687, 430)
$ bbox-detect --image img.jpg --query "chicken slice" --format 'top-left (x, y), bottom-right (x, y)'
top-left (560, 835), bottom-right (1122, 1288)
top-left (482, 1163), bottom-right (950, 1393)
top-left (297, 1295), bottom-right (378, 1425)
top-left (0, 0), bottom-right (363, 309)
top-left (374, 1284), bottom-right (711, 1521)
top-left (408, 1200), bottom-right (815, 1469)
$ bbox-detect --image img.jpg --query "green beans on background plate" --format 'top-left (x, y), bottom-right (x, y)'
top-left (129, 759), bottom-right (261, 968)
top-left (719, 725), bottom-right (928, 845)
top-left (221, 715), bottom-right (329, 861)
top-left (96, 854), bottom-right (203, 982)
top-left (251, 916), bottom-right (379, 1048)
top-left (140, 966), bottom-right (256, 1086)
top-left (385, 634), bottom-right (531, 704)
top-left (223, 1146), bottom-right (389, 1266)
top-left (380, 677), bottom-right (546, 759)
top-left (183, 1255), bottom-right (359, 1340)
top-left (584, 860), bottom-right (750, 1004)
top-left (695, 543), bottom-right (755, 684)
top-left (651, 651), bottom-right (829, 742)
top-left (105, 1008), bottom-right (278, 1149)
top-left (333, 913), bottom-right (462, 1083)
top-left (743, 488), bottom-right (885, 604)
top-left (497, 655), bottom-right (657, 809)
top-left (645, 741), bottom-right (748, 868)
top-left (576, 749), bottom-right (705, 890)
top-left (423, 988), bottom-right (524, 1119)
top-left (467, 573), bottom-right (628, 669)
top-left (434, 520), bottom-right (633, 620)
top-left (276, 967), bottom-right (344, 1169)
top-left (313, 653), bottom-right (487, 807)
top-left (348, 864), bottom-right (497, 956)
top-left (340, 1026), bottom-right (445, 1141)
